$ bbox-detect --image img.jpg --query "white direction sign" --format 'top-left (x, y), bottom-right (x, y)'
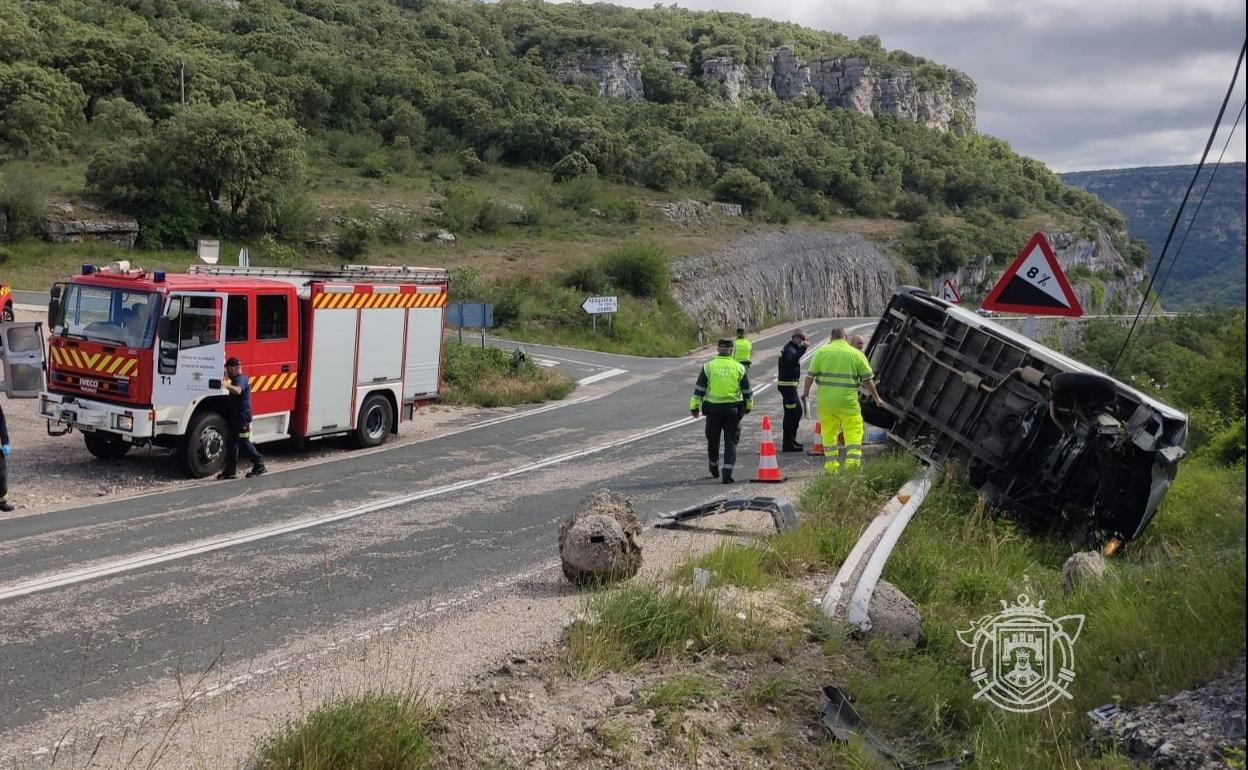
top-left (581, 295), bottom-right (618, 314)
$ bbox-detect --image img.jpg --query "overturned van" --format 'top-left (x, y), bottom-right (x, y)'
top-left (861, 287), bottom-right (1188, 548)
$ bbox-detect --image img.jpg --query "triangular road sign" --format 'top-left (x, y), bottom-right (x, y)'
top-left (939, 279), bottom-right (961, 304)
top-left (982, 233), bottom-right (1083, 317)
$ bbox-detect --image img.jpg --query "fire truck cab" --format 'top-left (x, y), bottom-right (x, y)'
top-left (36, 262), bottom-right (447, 477)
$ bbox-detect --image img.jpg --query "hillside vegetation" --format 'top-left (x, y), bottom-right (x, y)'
top-left (1063, 164), bottom-right (1246, 308)
top-left (0, 0), bottom-right (1149, 348)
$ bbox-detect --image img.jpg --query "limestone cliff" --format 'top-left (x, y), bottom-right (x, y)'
top-left (703, 46), bottom-right (976, 133)
top-left (555, 45), bottom-right (976, 132)
top-left (670, 230), bottom-right (902, 330)
top-left (554, 52), bottom-right (645, 99)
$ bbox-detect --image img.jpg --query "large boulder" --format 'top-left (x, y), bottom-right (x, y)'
top-left (558, 490), bottom-right (642, 585)
top-left (867, 580), bottom-right (924, 649)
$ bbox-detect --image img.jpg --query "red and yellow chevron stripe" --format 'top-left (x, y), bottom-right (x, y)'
top-left (50, 346), bottom-right (139, 377)
top-left (312, 291), bottom-right (446, 310)
top-left (250, 372), bottom-right (298, 393)
top-left (0, 284), bottom-right (11, 300)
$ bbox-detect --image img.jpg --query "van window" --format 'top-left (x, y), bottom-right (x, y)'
top-left (257, 294), bottom-right (288, 341)
top-left (226, 295), bottom-right (249, 343)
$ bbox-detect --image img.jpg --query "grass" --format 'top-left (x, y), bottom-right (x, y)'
top-left (251, 691), bottom-right (440, 770)
top-left (560, 583), bottom-right (779, 678)
top-left (666, 451), bottom-right (1245, 768)
top-left (438, 340), bottom-right (574, 407)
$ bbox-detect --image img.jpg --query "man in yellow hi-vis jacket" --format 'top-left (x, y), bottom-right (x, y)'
top-left (691, 338), bottom-right (754, 484)
top-left (801, 327), bottom-right (886, 474)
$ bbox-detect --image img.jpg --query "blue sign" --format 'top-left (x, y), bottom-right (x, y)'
top-left (447, 302), bottom-right (493, 329)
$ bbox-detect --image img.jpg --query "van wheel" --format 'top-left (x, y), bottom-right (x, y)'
top-left (1051, 372), bottom-right (1116, 406)
top-left (353, 394), bottom-right (393, 449)
top-left (180, 411), bottom-right (228, 478)
top-left (892, 291), bottom-right (946, 328)
top-left (84, 433), bottom-right (131, 460)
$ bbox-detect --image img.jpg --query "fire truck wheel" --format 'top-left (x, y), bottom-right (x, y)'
top-left (354, 394), bottom-right (393, 449)
top-left (2, 303), bottom-right (12, 323)
top-left (181, 411), bottom-right (229, 478)
top-left (83, 432), bottom-right (131, 461)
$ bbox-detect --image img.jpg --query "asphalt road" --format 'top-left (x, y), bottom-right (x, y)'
top-left (0, 318), bottom-right (876, 740)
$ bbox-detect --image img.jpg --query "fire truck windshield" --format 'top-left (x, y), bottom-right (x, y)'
top-left (53, 284), bottom-right (160, 348)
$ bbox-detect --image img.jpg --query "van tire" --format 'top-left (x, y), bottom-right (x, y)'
top-left (892, 291), bottom-right (946, 328)
top-left (84, 432), bottom-right (131, 461)
top-left (181, 411), bottom-right (229, 478)
top-left (1051, 372), bottom-right (1116, 406)
top-left (353, 394), bottom-right (393, 449)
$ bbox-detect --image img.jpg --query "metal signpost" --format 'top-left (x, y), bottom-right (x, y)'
top-left (581, 295), bottom-right (618, 333)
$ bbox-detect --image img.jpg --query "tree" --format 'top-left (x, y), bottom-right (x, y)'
top-left (0, 63), bottom-right (87, 157)
top-left (552, 152), bottom-right (596, 183)
top-left (713, 167), bottom-right (772, 211)
top-left (159, 102), bottom-right (305, 214)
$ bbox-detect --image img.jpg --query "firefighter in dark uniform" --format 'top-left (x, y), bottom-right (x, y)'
top-left (777, 328), bottom-right (808, 451)
top-left (690, 338), bottom-right (753, 484)
top-left (0, 401), bottom-right (13, 512)
top-left (218, 356), bottom-right (267, 480)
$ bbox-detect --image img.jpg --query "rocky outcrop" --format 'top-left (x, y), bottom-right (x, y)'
top-left (555, 52), bottom-right (644, 99)
top-left (35, 203), bottom-right (139, 248)
top-left (671, 230), bottom-right (900, 330)
top-left (700, 46), bottom-right (976, 132)
top-left (646, 199), bottom-right (742, 227)
top-left (700, 57), bottom-right (748, 105)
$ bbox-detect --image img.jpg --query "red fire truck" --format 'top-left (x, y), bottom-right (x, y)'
top-left (34, 261), bottom-right (447, 477)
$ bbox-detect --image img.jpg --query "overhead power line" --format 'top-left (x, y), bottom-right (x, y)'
top-left (1145, 100), bottom-right (1246, 319)
top-left (1109, 38), bottom-right (1247, 376)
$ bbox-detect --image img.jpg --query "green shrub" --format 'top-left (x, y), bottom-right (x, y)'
top-left (601, 244), bottom-right (669, 298)
top-left (714, 166), bottom-right (772, 211)
top-left (492, 281), bottom-right (526, 326)
top-left (561, 263), bottom-right (608, 294)
top-left (359, 150), bottom-right (390, 179)
top-left (0, 171), bottom-right (45, 241)
top-left (254, 233), bottom-right (298, 266)
top-left (552, 151), bottom-right (596, 183)
top-left (439, 341), bottom-right (574, 407)
top-left (439, 186), bottom-right (505, 233)
top-left (252, 692), bottom-right (438, 770)
top-left (448, 266), bottom-right (486, 301)
top-left (243, 185), bottom-right (318, 242)
top-left (337, 207), bottom-right (377, 257)
top-left (428, 152), bottom-right (463, 180)
top-left (458, 148), bottom-right (486, 176)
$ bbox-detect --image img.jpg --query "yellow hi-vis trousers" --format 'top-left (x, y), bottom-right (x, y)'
top-left (818, 404), bottom-right (864, 474)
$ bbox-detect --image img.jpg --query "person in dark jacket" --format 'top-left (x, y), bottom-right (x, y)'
top-left (219, 356), bottom-right (266, 480)
top-left (0, 402), bottom-right (12, 512)
top-left (777, 328), bottom-right (808, 451)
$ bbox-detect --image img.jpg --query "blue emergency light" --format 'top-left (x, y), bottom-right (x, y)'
top-left (154, 271), bottom-right (166, 283)
top-left (81, 264), bottom-right (96, 275)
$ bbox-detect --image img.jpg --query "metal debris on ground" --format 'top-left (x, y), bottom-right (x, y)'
top-left (820, 684), bottom-right (971, 770)
top-left (654, 495), bottom-right (799, 533)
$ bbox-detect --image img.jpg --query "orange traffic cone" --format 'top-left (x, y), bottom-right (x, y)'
top-left (807, 420), bottom-right (825, 456)
top-left (751, 415), bottom-right (785, 483)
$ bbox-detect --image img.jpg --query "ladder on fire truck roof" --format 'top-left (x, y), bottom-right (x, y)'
top-left (188, 264), bottom-right (448, 284)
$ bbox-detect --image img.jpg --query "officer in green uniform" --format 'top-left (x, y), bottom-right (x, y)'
top-left (690, 339), bottom-right (754, 484)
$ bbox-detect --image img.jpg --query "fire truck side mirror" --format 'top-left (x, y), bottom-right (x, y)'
top-left (48, 285), bottom-right (62, 328)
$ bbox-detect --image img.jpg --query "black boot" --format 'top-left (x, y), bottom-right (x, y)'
top-left (708, 463), bottom-right (720, 478)
top-left (246, 463), bottom-right (267, 478)
top-left (722, 472), bottom-right (735, 484)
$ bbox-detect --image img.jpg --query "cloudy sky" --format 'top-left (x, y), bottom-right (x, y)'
top-left (613, 0), bottom-right (1247, 172)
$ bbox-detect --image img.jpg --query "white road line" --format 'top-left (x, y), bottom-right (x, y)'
top-left (576, 368), bottom-right (627, 386)
top-left (0, 413), bottom-right (705, 601)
